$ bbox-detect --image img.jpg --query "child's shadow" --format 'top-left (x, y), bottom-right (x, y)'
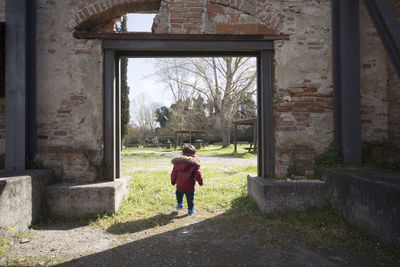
top-left (106, 211), bottom-right (187, 235)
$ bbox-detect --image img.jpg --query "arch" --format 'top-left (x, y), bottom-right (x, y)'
top-left (74, 0), bottom-right (161, 32)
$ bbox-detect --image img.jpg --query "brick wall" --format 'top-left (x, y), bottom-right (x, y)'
top-left (35, 0), bottom-right (105, 183)
top-left (30, 0), bottom-right (396, 182)
top-left (359, 3), bottom-right (388, 142)
top-left (151, 0), bottom-right (333, 177)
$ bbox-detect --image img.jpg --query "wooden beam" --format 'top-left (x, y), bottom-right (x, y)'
top-left (75, 32), bottom-right (290, 41)
top-left (363, 0), bottom-right (400, 78)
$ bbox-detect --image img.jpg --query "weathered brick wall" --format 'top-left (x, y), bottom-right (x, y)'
top-left (359, 3), bottom-right (388, 142)
top-left (152, 0), bottom-right (334, 177)
top-left (27, 0), bottom-right (398, 182)
top-left (35, 0), bottom-right (104, 183)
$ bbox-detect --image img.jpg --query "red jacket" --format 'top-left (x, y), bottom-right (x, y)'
top-left (171, 154), bottom-right (203, 192)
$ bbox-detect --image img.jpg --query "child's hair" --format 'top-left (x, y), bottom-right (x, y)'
top-left (182, 144), bottom-right (196, 154)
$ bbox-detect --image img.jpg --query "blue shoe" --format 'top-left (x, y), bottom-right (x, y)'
top-left (176, 203), bottom-right (183, 210)
top-left (188, 209), bottom-right (196, 215)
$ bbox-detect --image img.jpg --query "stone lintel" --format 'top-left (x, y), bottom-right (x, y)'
top-left (74, 31), bottom-right (290, 41)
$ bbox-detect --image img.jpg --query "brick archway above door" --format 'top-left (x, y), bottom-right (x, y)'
top-left (74, 0), bottom-right (161, 32)
top-left (74, 0), bottom-right (281, 36)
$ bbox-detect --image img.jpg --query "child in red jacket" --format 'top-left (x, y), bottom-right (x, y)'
top-left (171, 144), bottom-right (203, 215)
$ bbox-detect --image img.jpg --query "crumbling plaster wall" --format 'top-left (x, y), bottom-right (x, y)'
top-left (35, 0), bottom-right (103, 183)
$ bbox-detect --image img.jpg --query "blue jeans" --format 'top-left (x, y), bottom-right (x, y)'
top-left (176, 189), bottom-right (194, 210)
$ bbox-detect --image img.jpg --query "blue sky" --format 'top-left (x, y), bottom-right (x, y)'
top-left (125, 14), bottom-right (174, 124)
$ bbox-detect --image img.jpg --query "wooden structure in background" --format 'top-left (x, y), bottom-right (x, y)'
top-left (232, 118), bottom-right (257, 153)
top-left (174, 130), bottom-right (207, 148)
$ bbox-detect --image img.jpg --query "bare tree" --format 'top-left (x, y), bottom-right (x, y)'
top-left (132, 94), bottom-right (159, 134)
top-left (156, 58), bottom-right (196, 102)
top-left (157, 57), bottom-right (257, 147)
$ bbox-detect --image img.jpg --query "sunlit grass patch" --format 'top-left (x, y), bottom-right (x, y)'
top-left (0, 236), bottom-right (11, 259)
top-left (195, 144), bottom-right (257, 158)
top-left (92, 154), bottom-right (256, 229)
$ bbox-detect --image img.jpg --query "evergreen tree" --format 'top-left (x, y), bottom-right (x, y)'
top-left (118, 16), bottom-right (130, 142)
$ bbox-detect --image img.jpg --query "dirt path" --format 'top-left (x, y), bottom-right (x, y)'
top-left (3, 210), bottom-right (372, 267)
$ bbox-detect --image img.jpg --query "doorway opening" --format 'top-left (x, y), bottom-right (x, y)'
top-left (120, 55), bottom-right (260, 215)
top-left (103, 39), bottom-right (274, 181)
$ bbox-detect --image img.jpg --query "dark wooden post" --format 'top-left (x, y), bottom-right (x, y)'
top-left (258, 51), bottom-right (275, 178)
top-left (104, 50), bottom-right (116, 180)
top-left (234, 124), bottom-right (237, 153)
top-left (332, 0), bottom-right (361, 165)
top-left (253, 121), bottom-right (257, 150)
top-left (5, 0), bottom-right (28, 171)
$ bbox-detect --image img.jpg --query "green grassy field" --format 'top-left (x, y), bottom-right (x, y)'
top-left (94, 151), bottom-right (256, 229)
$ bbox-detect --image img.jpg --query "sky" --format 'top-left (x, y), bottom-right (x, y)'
top-left (125, 14), bottom-right (174, 124)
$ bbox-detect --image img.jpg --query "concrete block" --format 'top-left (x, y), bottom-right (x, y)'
top-left (45, 176), bottom-right (130, 218)
top-left (326, 168), bottom-right (400, 248)
top-left (0, 170), bottom-right (53, 237)
top-left (247, 176), bottom-right (329, 215)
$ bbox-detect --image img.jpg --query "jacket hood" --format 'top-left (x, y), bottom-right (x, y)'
top-left (171, 155), bottom-right (200, 166)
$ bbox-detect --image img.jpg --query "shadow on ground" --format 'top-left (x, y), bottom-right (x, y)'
top-left (54, 196), bottom-right (395, 267)
top-left (106, 211), bottom-right (188, 235)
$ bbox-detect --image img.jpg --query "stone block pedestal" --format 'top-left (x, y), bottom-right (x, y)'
top-left (45, 177), bottom-right (130, 218)
top-left (0, 170), bottom-right (53, 237)
top-left (247, 176), bottom-right (329, 215)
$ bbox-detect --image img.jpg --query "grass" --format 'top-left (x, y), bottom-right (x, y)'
top-left (88, 151), bottom-right (399, 263)
top-left (0, 237), bottom-right (11, 259)
top-left (93, 153), bottom-right (256, 229)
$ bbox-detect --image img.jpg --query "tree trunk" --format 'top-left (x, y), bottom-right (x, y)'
top-left (221, 114), bottom-right (231, 148)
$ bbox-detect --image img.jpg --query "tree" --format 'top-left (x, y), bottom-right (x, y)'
top-left (117, 16), bottom-right (130, 144)
top-left (157, 57), bottom-right (257, 147)
top-left (155, 106), bottom-right (170, 128)
top-left (132, 94), bottom-right (159, 133)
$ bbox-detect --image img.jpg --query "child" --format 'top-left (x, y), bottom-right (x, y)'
top-left (171, 144), bottom-right (203, 215)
